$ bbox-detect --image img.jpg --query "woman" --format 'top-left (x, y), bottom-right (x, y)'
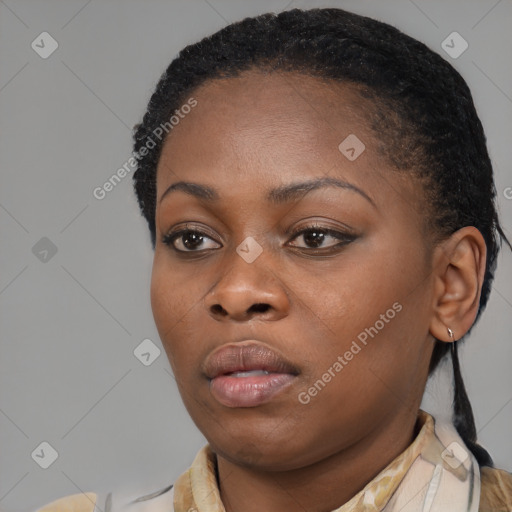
top-left (37, 7), bottom-right (512, 512)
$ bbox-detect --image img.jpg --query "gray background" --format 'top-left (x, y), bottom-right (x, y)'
top-left (1, 0), bottom-right (511, 510)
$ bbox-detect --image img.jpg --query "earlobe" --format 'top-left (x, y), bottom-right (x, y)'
top-left (429, 226), bottom-right (487, 342)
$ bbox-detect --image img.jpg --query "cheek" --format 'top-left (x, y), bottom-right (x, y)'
top-left (150, 256), bottom-right (207, 363)
top-left (150, 251), bottom-right (208, 317)
top-left (315, 260), bottom-right (431, 412)
top-left (289, 256), bottom-right (398, 347)
top-left (297, 236), bottom-right (431, 373)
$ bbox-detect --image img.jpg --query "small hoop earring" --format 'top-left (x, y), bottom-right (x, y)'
top-left (447, 327), bottom-right (454, 341)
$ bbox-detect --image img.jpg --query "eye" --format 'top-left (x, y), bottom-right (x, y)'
top-left (162, 227), bottom-right (221, 252)
top-left (287, 224), bottom-right (356, 250)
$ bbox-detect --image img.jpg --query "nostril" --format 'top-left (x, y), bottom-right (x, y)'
top-left (248, 303), bottom-right (271, 314)
top-left (210, 304), bottom-right (228, 316)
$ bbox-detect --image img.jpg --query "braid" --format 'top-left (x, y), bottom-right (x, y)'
top-left (451, 342), bottom-right (494, 467)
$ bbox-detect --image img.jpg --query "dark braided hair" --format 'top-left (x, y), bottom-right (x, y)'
top-left (131, 8), bottom-right (511, 467)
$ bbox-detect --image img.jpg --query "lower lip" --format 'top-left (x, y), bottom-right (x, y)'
top-left (209, 373), bottom-right (296, 407)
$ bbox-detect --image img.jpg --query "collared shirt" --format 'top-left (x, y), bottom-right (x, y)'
top-left (35, 410), bottom-right (512, 512)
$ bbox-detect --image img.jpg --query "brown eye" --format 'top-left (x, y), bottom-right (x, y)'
top-left (163, 229), bottom-right (221, 252)
top-left (302, 229), bottom-right (328, 248)
top-left (287, 226), bottom-right (356, 250)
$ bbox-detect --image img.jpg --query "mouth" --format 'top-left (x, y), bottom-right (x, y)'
top-left (203, 341), bottom-right (300, 408)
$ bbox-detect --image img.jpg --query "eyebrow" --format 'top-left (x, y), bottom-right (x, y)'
top-left (267, 177), bottom-right (376, 207)
top-left (158, 177), bottom-right (376, 208)
top-left (159, 181), bottom-right (219, 204)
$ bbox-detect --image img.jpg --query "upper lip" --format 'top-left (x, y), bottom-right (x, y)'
top-left (202, 340), bottom-right (300, 379)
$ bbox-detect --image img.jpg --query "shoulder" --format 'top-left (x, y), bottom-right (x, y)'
top-left (34, 492), bottom-right (98, 512)
top-left (122, 483), bottom-right (174, 511)
top-left (479, 465), bottom-right (512, 512)
top-left (33, 483), bottom-right (174, 512)
top-left (33, 484), bottom-right (173, 512)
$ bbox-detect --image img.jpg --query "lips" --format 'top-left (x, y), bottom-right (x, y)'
top-left (203, 341), bottom-right (299, 407)
top-left (203, 342), bottom-right (299, 378)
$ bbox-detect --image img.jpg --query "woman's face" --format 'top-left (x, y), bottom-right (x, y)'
top-left (151, 70), bottom-right (437, 470)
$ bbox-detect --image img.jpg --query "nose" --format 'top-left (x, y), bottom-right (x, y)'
top-left (204, 253), bottom-right (290, 322)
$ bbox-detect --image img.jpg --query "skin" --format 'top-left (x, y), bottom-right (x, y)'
top-left (150, 69), bottom-right (486, 512)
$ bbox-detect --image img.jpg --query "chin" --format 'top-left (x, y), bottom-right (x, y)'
top-left (206, 428), bottom-right (320, 472)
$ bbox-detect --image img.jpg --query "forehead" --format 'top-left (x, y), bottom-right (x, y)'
top-left (172, 69), bottom-right (374, 141)
top-left (156, 69), bottom-right (383, 187)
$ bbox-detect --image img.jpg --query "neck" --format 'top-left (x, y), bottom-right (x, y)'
top-left (216, 408), bottom-right (422, 512)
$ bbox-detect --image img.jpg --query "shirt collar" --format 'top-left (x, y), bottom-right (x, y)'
top-left (172, 410), bottom-right (438, 512)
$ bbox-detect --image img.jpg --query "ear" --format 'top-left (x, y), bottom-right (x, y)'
top-left (429, 226), bottom-right (487, 342)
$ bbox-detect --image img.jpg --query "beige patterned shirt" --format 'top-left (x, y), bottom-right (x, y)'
top-left (36, 410), bottom-right (512, 512)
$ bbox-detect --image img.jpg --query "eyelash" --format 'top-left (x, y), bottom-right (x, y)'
top-left (161, 223), bottom-right (357, 254)
top-left (162, 224), bottom-right (219, 253)
top-left (288, 225), bottom-right (357, 250)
